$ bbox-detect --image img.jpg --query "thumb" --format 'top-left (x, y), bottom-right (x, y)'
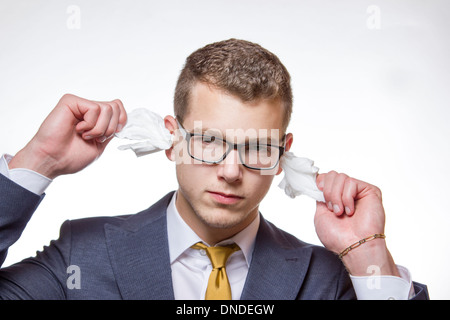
top-left (316, 173), bottom-right (325, 191)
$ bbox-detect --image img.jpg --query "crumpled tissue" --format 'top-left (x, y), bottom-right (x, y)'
top-left (115, 108), bottom-right (325, 202)
top-left (115, 108), bottom-right (173, 156)
top-left (278, 152), bottom-right (325, 202)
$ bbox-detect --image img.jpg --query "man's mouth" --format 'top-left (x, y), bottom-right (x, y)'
top-left (207, 191), bottom-right (244, 205)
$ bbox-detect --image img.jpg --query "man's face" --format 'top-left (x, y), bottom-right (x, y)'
top-left (166, 82), bottom-right (292, 243)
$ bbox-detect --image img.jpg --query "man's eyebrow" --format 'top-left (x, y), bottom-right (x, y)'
top-left (192, 126), bottom-right (221, 134)
top-left (191, 126), bottom-right (285, 145)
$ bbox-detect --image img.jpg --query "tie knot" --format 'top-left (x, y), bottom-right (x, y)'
top-left (191, 242), bottom-right (240, 269)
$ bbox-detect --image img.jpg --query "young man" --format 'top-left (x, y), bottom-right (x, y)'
top-left (0, 39), bottom-right (428, 299)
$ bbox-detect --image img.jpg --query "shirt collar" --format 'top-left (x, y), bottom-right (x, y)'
top-left (166, 191), bottom-right (259, 267)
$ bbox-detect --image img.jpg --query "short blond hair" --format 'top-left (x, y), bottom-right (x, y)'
top-left (174, 39), bottom-right (293, 131)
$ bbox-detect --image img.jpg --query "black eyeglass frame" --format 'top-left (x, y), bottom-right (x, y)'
top-left (176, 119), bottom-right (286, 171)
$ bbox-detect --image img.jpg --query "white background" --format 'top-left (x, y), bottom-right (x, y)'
top-left (1, 0), bottom-right (449, 299)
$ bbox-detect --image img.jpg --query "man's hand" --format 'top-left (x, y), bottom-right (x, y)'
top-left (9, 94), bottom-right (127, 179)
top-left (314, 171), bottom-right (400, 276)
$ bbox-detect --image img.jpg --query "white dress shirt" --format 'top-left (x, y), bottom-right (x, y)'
top-left (167, 191), bottom-right (259, 300)
top-left (0, 153), bottom-right (415, 299)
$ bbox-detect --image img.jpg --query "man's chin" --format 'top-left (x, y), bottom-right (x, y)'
top-left (198, 213), bottom-right (244, 230)
top-left (195, 207), bottom-right (256, 230)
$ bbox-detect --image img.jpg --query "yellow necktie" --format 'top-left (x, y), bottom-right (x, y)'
top-left (191, 242), bottom-right (241, 300)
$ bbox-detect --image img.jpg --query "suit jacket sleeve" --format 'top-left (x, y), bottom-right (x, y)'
top-left (0, 173), bottom-right (44, 266)
top-left (0, 173), bottom-right (70, 299)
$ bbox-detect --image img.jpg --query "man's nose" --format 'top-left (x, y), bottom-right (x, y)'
top-left (217, 149), bottom-right (242, 183)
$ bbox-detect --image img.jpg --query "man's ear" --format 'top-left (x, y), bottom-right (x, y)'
top-left (284, 132), bottom-right (293, 153)
top-left (276, 133), bottom-right (293, 175)
top-left (164, 115), bottom-right (178, 161)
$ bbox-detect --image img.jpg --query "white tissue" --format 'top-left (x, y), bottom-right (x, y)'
top-left (115, 108), bottom-right (325, 202)
top-left (278, 152), bottom-right (325, 202)
top-left (115, 108), bottom-right (173, 156)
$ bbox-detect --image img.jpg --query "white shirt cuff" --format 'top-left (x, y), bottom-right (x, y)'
top-left (1, 153), bottom-right (52, 195)
top-left (350, 265), bottom-right (415, 300)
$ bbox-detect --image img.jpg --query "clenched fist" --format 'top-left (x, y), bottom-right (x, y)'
top-left (9, 94), bottom-right (127, 179)
top-left (314, 171), bottom-right (399, 276)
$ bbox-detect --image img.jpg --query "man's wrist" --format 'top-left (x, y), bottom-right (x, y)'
top-left (1, 153), bottom-right (52, 195)
top-left (340, 239), bottom-right (400, 277)
top-left (9, 143), bottom-right (59, 179)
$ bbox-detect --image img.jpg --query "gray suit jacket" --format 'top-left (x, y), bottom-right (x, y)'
top-left (0, 174), bottom-right (429, 299)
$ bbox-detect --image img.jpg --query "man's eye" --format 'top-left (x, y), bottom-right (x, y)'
top-left (247, 144), bottom-right (261, 151)
top-left (202, 135), bottom-right (216, 143)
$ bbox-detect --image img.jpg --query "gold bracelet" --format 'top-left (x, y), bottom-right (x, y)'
top-left (338, 234), bottom-right (386, 259)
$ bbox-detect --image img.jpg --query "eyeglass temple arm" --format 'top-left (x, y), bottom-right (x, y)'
top-left (175, 118), bottom-right (187, 138)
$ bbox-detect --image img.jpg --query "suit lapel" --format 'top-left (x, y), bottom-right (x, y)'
top-left (103, 192), bottom-right (311, 300)
top-left (104, 192), bottom-right (175, 300)
top-left (241, 216), bottom-right (312, 300)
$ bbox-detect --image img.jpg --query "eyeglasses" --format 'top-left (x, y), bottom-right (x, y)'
top-left (176, 120), bottom-right (285, 170)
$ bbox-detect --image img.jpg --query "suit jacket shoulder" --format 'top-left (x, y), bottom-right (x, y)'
top-left (0, 191), bottom-right (174, 299)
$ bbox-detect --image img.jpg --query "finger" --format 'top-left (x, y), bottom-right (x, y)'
top-left (329, 172), bottom-right (348, 216)
top-left (113, 99), bottom-right (127, 132)
top-left (342, 177), bottom-right (358, 216)
top-left (103, 101), bottom-right (121, 138)
top-left (96, 132), bottom-right (115, 144)
top-left (97, 99), bottom-right (127, 142)
top-left (316, 173), bottom-right (325, 191)
top-left (82, 103), bottom-right (113, 139)
top-left (321, 171), bottom-right (337, 212)
top-left (74, 103), bottom-right (101, 134)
